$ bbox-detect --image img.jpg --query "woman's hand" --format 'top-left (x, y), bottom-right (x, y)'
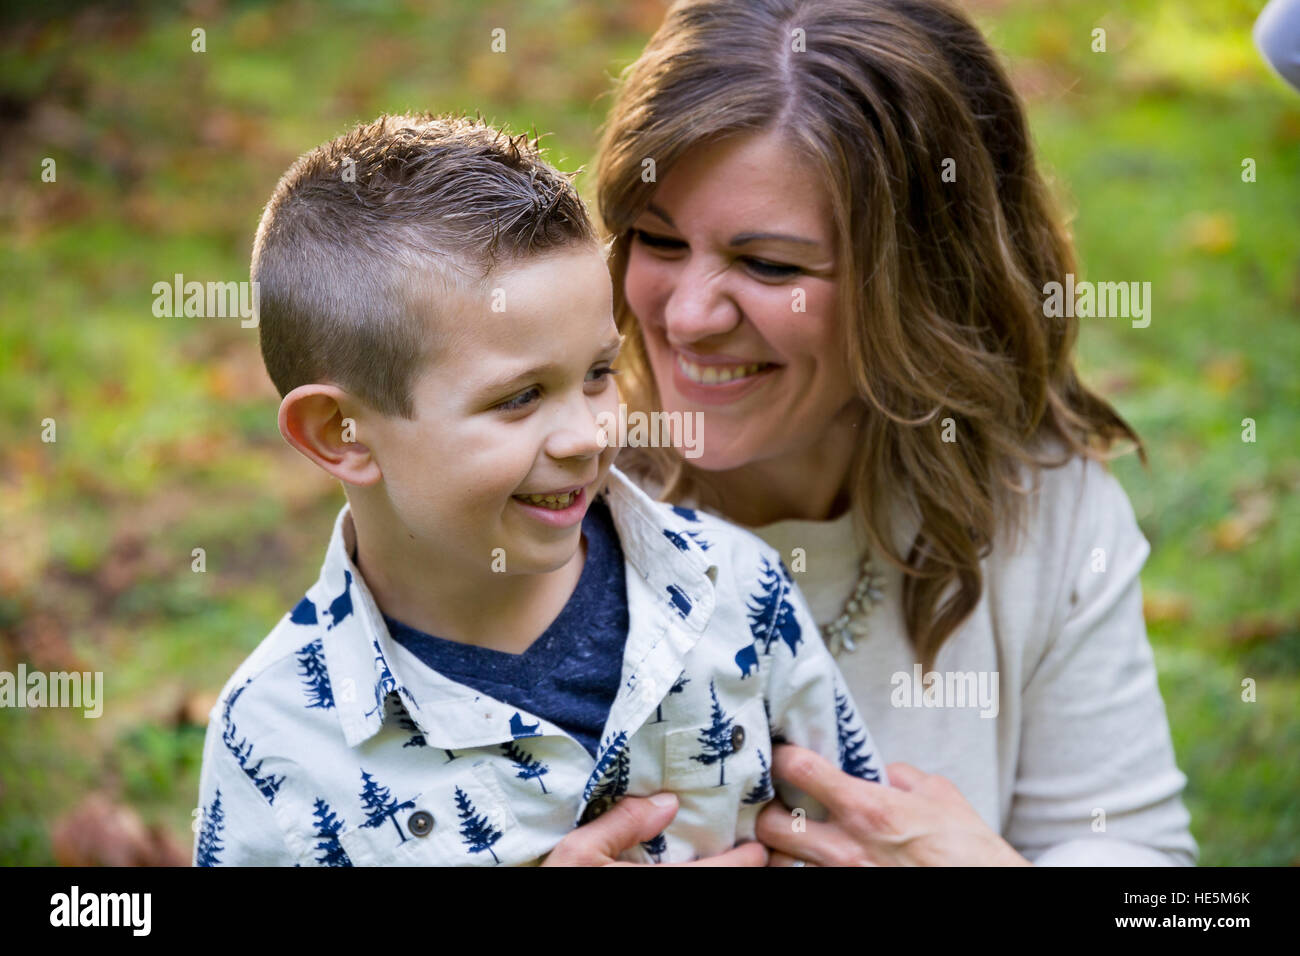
top-left (540, 793), bottom-right (769, 866)
top-left (756, 745), bottom-right (1032, 866)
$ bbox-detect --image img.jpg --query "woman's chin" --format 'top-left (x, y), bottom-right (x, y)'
top-left (668, 436), bottom-right (759, 473)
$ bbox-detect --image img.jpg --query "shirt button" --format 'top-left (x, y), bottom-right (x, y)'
top-left (407, 809), bottom-right (434, 837)
top-left (580, 796), bottom-right (616, 826)
top-left (731, 724), bottom-right (745, 751)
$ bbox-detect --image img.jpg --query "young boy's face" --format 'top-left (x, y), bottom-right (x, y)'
top-left (362, 246), bottom-right (623, 576)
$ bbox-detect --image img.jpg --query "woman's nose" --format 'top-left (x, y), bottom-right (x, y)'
top-left (662, 258), bottom-right (741, 344)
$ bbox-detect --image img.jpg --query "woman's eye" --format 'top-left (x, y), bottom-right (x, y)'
top-left (496, 386), bottom-right (541, 413)
top-left (632, 228), bottom-right (686, 251)
top-left (743, 257), bottom-right (801, 279)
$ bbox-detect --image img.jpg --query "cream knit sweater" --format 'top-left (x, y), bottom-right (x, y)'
top-left (631, 451), bottom-right (1198, 865)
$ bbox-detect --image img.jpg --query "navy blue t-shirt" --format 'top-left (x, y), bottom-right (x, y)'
top-left (383, 496), bottom-right (629, 760)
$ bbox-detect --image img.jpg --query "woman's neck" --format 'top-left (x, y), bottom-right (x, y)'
top-left (694, 401), bottom-right (865, 527)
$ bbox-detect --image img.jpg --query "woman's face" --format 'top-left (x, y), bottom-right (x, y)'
top-left (623, 127), bottom-right (861, 473)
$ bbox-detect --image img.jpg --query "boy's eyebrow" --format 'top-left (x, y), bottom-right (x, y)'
top-left (480, 334), bottom-right (623, 397)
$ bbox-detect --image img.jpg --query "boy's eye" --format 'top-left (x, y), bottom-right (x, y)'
top-left (494, 368), bottom-right (618, 414)
top-left (495, 386), bottom-right (541, 413)
top-left (631, 228), bottom-right (686, 251)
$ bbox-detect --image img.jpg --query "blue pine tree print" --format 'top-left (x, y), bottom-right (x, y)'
top-left (835, 690), bottom-right (881, 781)
top-left (583, 730), bottom-right (630, 801)
top-left (746, 557), bottom-right (803, 657)
top-left (764, 696), bottom-right (788, 745)
top-left (777, 556), bottom-right (795, 585)
top-left (742, 749), bottom-right (775, 805)
top-left (311, 797), bottom-right (353, 867)
top-left (589, 739), bottom-right (631, 803)
top-left (454, 786), bottom-right (503, 864)
top-left (666, 583), bottom-right (692, 620)
top-left (663, 528), bottom-right (712, 553)
top-left (671, 505), bottom-right (699, 522)
top-left (290, 596), bottom-right (317, 625)
top-left (682, 529), bottom-right (712, 551)
top-left (365, 640), bottom-right (418, 719)
top-left (385, 695), bottom-right (426, 748)
top-left (501, 741), bottom-right (551, 793)
top-left (297, 638), bottom-right (333, 710)
top-left (325, 570), bottom-right (353, 629)
top-left (663, 529), bottom-right (690, 552)
top-left (692, 680), bottom-right (736, 786)
top-left (651, 671), bottom-right (690, 724)
top-left (641, 831), bottom-right (668, 863)
top-left (221, 681), bottom-right (286, 803)
top-left (357, 768), bottom-right (416, 846)
top-left (195, 789), bottom-right (225, 867)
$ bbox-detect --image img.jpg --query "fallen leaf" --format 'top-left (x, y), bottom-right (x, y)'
top-left (1228, 613), bottom-right (1294, 644)
top-left (49, 793), bottom-right (190, 867)
top-left (177, 689), bottom-right (220, 728)
top-left (1144, 591), bottom-right (1191, 624)
top-left (1211, 488), bottom-right (1276, 552)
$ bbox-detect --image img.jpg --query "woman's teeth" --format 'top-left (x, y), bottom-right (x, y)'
top-left (514, 490), bottom-right (577, 509)
top-left (676, 354), bottom-right (772, 384)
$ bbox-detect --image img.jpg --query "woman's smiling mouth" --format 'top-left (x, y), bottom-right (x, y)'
top-left (669, 350), bottom-right (779, 404)
top-left (675, 352), bottom-right (775, 384)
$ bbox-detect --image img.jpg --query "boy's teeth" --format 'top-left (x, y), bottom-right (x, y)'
top-left (516, 490), bottom-right (576, 509)
top-left (676, 355), bottom-right (771, 384)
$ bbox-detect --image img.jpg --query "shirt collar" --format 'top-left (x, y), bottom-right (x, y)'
top-left (313, 463), bottom-right (719, 750)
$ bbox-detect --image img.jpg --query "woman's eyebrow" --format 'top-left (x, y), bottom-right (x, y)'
top-left (645, 202), bottom-right (676, 227)
top-left (728, 231), bottom-right (820, 248)
top-left (642, 202), bottom-right (820, 249)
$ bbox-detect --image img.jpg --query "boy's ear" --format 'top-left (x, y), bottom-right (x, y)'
top-left (278, 384), bottom-right (382, 487)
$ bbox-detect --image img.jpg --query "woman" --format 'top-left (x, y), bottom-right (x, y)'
top-left (545, 0), bottom-right (1196, 866)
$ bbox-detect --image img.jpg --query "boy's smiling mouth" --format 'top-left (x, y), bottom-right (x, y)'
top-left (511, 479), bottom-right (593, 514)
top-left (510, 484), bottom-right (590, 527)
top-left (514, 489), bottom-right (579, 509)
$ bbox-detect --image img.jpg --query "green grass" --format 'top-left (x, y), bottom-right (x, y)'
top-left (1, 0), bottom-right (1296, 866)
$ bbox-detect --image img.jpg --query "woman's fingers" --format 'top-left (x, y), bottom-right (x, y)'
top-left (882, 761), bottom-right (926, 792)
top-left (769, 742), bottom-right (889, 816)
top-left (753, 805), bottom-right (858, 867)
top-left (667, 841), bottom-right (768, 867)
top-left (541, 793), bottom-right (680, 865)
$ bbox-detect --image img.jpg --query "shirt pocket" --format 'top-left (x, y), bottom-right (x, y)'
top-left (662, 694), bottom-right (769, 794)
top-left (334, 758), bottom-right (528, 866)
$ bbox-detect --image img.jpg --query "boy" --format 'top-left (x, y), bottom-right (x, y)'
top-left (193, 113), bottom-right (886, 866)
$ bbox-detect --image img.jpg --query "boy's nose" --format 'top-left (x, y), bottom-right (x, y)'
top-left (544, 395), bottom-right (606, 461)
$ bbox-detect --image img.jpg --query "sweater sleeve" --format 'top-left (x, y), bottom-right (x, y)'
top-left (1005, 460), bottom-right (1198, 866)
top-left (1256, 0), bottom-right (1300, 93)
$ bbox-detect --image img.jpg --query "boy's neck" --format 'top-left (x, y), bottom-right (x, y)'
top-left (345, 494), bottom-right (588, 656)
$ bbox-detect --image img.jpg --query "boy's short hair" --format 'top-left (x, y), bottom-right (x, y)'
top-left (252, 112), bottom-right (599, 418)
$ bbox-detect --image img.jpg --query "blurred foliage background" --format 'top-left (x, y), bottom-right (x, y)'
top-left (0, 0), bottom-right (1296, 866)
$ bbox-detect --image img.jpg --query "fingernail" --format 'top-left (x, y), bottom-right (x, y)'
top-left (649, 792), bottom-right (678, 807)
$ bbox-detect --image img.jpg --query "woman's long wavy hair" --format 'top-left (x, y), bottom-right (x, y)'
top-left (594, 0), bottom-right (1145, 671)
